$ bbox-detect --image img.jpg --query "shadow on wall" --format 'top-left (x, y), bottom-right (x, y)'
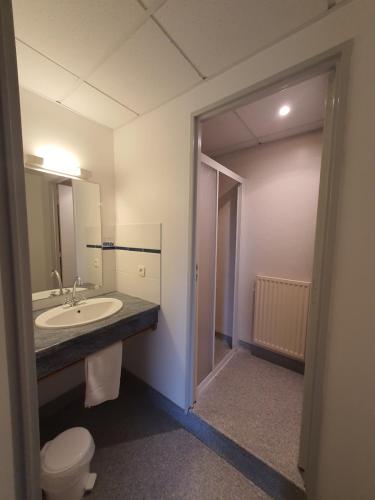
top-left (123, 311), bottom-right (185, 405)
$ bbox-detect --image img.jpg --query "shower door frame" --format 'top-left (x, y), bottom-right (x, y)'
top-left (195, 153), bottom-right (243, 397)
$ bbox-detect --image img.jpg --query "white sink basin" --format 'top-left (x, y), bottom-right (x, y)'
top-left (35, 297), bottom-right (123, 329)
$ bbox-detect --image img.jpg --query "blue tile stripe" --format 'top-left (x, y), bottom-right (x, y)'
top-left (86, 244), bottom-right (161, 254)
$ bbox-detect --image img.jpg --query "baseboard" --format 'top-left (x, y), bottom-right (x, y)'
top-left (240, 341), bottom-right (305, 375)
top-left (215, 331), bottom-right (232, 347)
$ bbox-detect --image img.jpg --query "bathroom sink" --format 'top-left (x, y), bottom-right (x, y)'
top-left (35, 297), bottom-right (123, 329)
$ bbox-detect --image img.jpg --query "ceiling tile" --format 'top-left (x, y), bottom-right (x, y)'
top-left (237, 74), bottom-right (328, 138)
top-left (201, 111), bottom-right (257, 154)
top-left (88, 19), bottom-right (201, 114)
top-left (154, 0), bottom-right (327, 77)
top-left (63, 84), bottom-right (137, 129)
top-left (209, 138), bottom-right (260, 158)
top-left (258, 120), bottom-right (324, 144)
top-left (12, 0), bottom-right (145, 77)
top-left (141, 0), bottom-right (163, 8)
top-left (16, 41), bottom-right (79, 102)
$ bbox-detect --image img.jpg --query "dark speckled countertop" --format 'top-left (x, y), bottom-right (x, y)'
top-left (34, 291), bottom-right (160, 379)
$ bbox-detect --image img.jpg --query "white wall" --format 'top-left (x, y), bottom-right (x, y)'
top-left (20, 89), bottom-right (116, 252)
top-left (217, 131), bottom-right (322, 343)
top-left (20, 89), bottom-right (116, 404)
top-left (115, 223), bottom-right (161, 304)
top-left (114, 103), bottom-right (193, 406)
top-left (114, 1), bottom-right (375, 497)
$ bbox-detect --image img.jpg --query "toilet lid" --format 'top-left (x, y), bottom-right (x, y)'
top-left (43, 427), bottom-right (93, 473)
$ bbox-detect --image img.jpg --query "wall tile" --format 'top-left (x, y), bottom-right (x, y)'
top-left (116, 223), bottom-right (161, 249)
top-left (116, 251), bottom-right (160, 278)
top-left (116, 270), bottom-right (160, 304)
top-left (114, 223), bottom-right (161, 303)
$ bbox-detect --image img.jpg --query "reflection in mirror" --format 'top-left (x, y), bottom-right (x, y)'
top-left (25, 168), bottom-right (102, 300)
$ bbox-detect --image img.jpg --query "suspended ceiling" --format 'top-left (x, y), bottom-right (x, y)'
top-left (201, 73), bottom-right (329, 156)
top-left (13, 0), bottom-right (343, 129)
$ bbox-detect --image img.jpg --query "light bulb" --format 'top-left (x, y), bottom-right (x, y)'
top-left (278, 105), bottom-right (291, 117)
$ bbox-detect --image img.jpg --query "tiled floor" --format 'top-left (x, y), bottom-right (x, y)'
top-left (39, 381), bottom-right (270, 500)
top-left (193, 349), bottom-right (305, 488)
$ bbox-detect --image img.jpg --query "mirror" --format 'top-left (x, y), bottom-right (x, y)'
top-left (25, 169), bottom-right (103, 300)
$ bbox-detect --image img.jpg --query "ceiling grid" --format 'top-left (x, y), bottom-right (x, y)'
top-left (201, 74), bottom-right (329, 157)
top-left (12, 0), bottom-right (345, 129)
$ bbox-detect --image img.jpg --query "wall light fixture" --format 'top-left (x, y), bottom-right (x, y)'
top-left (24, 147), bottom-right (90, 180)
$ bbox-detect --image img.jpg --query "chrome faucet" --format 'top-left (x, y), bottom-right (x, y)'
top-left (50, 270), bottom-right (64, 296)
top-left (65, 276), bottom-right (85, 307)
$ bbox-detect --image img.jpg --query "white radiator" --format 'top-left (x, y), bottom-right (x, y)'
top-left (252, 275), bottom-right (311, 361)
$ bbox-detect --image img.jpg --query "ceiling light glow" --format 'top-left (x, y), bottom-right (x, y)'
top-left (35, 145), bottom-right (81, 177)
top-left (278, 105), bottom-right (291, 117)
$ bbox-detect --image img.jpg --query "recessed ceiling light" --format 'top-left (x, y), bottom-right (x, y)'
top-left (279, 105), bottom-right (291, 117)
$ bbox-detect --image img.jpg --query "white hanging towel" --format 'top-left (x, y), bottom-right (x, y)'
top-left (85, 341), bottom-right (123, 407)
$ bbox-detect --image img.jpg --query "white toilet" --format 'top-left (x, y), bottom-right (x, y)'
top-left (40, 427), bottom-right (96, 500)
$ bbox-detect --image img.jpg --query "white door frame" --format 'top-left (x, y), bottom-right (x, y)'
top-left (186, 42), bottom-right (352, 496)
top-left (0, 1), bottom-right (41, 499)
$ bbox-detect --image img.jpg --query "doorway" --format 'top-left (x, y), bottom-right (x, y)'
top-left (189, 49), bottom-right (350, 493)
top-left (194, 78), bottom-right (327, 486)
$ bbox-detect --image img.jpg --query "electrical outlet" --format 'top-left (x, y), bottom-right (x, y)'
top-left (137, 264), bottom-right (146, 277)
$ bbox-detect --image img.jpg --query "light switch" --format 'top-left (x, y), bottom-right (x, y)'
top-left (137, 264), bottom-right (146, 277)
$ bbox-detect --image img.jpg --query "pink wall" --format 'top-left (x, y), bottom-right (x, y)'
top-left (217, 130), bottom-right (322, 343)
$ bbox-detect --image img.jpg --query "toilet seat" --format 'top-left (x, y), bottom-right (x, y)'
top-left (41, 427), bottom-right (94, 475)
